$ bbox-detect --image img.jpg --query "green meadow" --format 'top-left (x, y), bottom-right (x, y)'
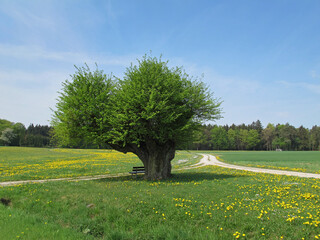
top-left (0, 147), bottom-right (201, 182)
top-left (212, 151), bottom-right (320, 173)
top-left (1, 147), bottom-right (320, 239)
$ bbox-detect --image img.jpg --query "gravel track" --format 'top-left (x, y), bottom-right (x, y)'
top-left (186, 154), bottom-right (320, 179)
top-left (0, 173), bottom-right (130, 187)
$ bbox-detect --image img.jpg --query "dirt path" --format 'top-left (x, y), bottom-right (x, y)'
top-left (1, 154), bottom-right (320, 187)
top-left (0, 173), bottom-right (130, 187)
top-left (185, 154), bottom-right (320, 179)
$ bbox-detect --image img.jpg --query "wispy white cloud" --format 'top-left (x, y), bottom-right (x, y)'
top-left (0, 1), bottom-right (56, 28)
top-left (0, 1), bottom-right (124, 53)
top-left (0, 69), bottom-right (66, 89)
top-left (0, 44), bottom-right (79, 62)
top-left (304, 83), bottom-right (320, 94)
top-left (310, 70), bottom-right (320, 80)
top-left (4, 7), bottom-right (56, 30)
top-left (278, 80), bottom-right (320, 94)
top-left (104, 0), bottom-right (119, 29)
top-left (275, 111), bottom-right (290, 119)
top-left (0, 43), bottom-right (135, 67)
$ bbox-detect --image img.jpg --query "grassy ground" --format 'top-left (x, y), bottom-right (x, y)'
top-left (0, 147), bottom-right (200, 182)
top-left (210, 151), bottom-right (320, 174)
top-left (1, 148), bottom-right (320, 239)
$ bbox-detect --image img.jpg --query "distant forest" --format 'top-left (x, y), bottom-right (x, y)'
top-left (1, 119), bottom-right (320, 151)
top-left (187, 120), bottom-right (320, 151)
top-left (0, 119), bottom-right (51, 147)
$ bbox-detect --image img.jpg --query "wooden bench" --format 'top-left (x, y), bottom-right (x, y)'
top-left (129, 166), bottom-right (145, 176)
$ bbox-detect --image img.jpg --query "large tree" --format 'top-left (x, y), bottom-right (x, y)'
top-left (52, 55), bottom-right (222, 179)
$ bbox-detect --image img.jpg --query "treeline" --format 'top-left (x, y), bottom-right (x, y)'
top-left (0, 119), bottom-right (51, 147)
top-left (1, 118), bottom-right (320, 150)
top-left (188, 120), bottom-right (320, 151)
top-left (0, 118), bottom-right (104, 149)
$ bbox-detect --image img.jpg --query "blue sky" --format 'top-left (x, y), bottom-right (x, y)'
top-left (0, 0), bottom-right (319, 129)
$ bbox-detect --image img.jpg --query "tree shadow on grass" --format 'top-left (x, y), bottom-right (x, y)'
top-left (169, 172), bottom-right (238, 182)
top-left (96, 171), bottom-right (238, 183)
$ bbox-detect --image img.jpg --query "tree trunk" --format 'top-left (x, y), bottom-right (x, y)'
top-left (109, 140), bottom-right (176, 180)
top-left (142, 140), bottom-right (175, 180)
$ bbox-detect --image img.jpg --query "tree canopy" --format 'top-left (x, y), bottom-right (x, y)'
top-left (52, 55), bottom-right (222, 179)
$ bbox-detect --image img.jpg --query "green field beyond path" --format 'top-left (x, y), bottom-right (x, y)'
top-left (211, 151), bottom-right (320, 174)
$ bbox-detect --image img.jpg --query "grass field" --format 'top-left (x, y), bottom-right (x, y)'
top-left (1, 147), bottom-right (320, 239)
top-left (0, 147), bottom-right (201, 182)
top-left (211, 151), bottom-right (320, 174)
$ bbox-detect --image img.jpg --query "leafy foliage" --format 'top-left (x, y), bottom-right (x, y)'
top-left (52, 55), bottom-right (222, 150)
top-left (51, 64), bottom-right (114, 148)
top-left (107, 55), bottom-right (222, 147)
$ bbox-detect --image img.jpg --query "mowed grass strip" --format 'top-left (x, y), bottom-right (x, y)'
top-left (210, 151), bottom-right (320, 174)
top-left (1, 164), bottom-right (320, 239)
top-left (0, 147), bottom-right (199, 182)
